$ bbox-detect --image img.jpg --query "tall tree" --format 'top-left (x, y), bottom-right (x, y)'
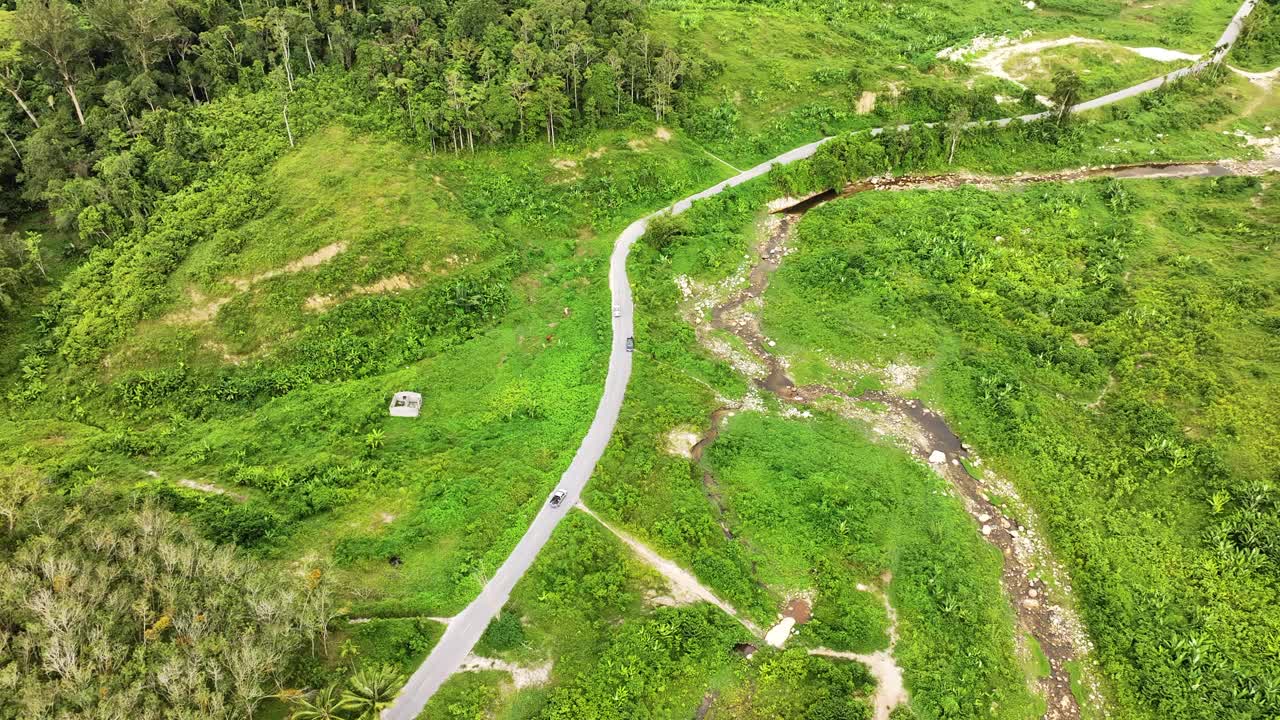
top-left (84, 0), bottom-right (185, 75)
top-left (650, 46), bottom-right (682, 122)
top-left (534, 73), bottom-right (567, 147)
top-left (12, 0), bottom-right (91, 126)
top-left (0, 32), bottom-right (40, 128)
top-left (945, 105), bottom-right (970, 164)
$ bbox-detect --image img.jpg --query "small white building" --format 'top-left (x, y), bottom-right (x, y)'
top-left (389, 391), bottom-right (422, 418)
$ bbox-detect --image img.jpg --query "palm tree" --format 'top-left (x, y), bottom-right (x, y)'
top-left (290, 685), bottom-right (346, 720)
top-left (340, 666), bottom-right (404, 719)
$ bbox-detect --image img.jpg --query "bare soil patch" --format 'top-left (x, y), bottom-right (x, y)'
top-left (234, 241), bottom-right (347, 291)
top-left (169, 242), bottom-right (348, 325)
top-left (782, 596), bottom-right (812, 623)
top-left (665, 426), bottom-right (701, 458)
top-left (158, 473), bottom-right (248, 502)
top-left (306, 273), bottom-right (417, 312)
top-left (168, 289), bottom-right (232, 325)
top-left (457, 654), bottom-right (552, 690)
top-left (578, 504), bottom-right (763, 636)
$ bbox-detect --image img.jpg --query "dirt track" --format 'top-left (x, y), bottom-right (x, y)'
top-left (687, 192), bottom-right (1091, 717)
top-left (676, 157), bottom-right (1280, 718)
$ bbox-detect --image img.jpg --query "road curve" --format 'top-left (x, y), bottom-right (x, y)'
top-left (382, 3), bottom-right (1256, 716)
top-left (380, 138), bottom-right (830, 720)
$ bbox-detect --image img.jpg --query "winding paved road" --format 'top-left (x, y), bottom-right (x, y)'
top-left (382, 3), bottom-right (1258, 717)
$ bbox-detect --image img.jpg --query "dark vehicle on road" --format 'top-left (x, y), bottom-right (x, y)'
top-left (626, 336), bottom-right (634, 352)
top-left (549, 490), bottom-right (567, 508)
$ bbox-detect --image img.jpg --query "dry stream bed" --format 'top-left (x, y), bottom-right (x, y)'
top-left (674, 154), bottom-right (1278, 719)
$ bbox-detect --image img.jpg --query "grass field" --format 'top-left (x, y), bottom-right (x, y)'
top-left (762, 177), bottom-right (1280, 719)
top-left (653, 0), bottom-right (1248, 167)
top-left (1, 1), bottom-right (1275, 714)
top-left (417, 509), bottom-right (881, 719)
top-left (704, 413), bottom-right (1043, 719)
top-left (577, 171), bottom-right (1044, 717)
top-left (1004, 42), bottom-right (1185, 97)
top-left (0, 115), bottom-right (731, 623)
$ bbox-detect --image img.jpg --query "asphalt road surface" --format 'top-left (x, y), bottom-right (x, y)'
top-left (381, 3), bottom-right (1256, 716)
top-left (380, 138), bottom-right (832, 720)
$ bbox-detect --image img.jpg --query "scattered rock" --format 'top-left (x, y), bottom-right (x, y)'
top-left (665, 427), bottom-right (701, 458)
top-left (929, 450), bottom-right (947, 464)
top-left (765, 617), bottom-right (797, 647)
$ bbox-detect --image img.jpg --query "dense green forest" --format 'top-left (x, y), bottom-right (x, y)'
top-left (1, 0), bottom-right (1277, 718)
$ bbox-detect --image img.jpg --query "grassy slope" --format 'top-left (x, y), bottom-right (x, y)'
top-left (1005, 43), bottom-right (1182, 97)
top-left (762, 178), bottom-right (1279, 718)
top-left (1230, 0), bottom-right (1280, 71)
top-left (0, 119), bottom-right (730, 617)
top-left (705, 413), bottom-right (1043, 720)
top-left (654, 0), bottom-right (1246, 166)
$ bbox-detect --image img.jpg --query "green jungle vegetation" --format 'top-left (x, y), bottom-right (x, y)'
top-left (423, 512), bottom-right (881, 719)
top-left (0, 0), bottom-right (1275, 718)
top-left (1232, 0), bottom-right (1280, 71)
top-left (561, 72), bottom-right (1278, 720)
top-left (650, 0), bottom-right (1244, 166)
top-left (761, 177), bottom-right (1280, 719)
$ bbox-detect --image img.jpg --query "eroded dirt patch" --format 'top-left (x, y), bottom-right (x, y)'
top-left (457, 654), bottom-right (552, 690)
top-left (306, 273), bottom-right (417, 312)
top-left (578, 503), bottom-right (763, 636)
top-left (665, 426), bottom-right (701, 458)
top-left (168, 242), bottom-right (348, 325)
top-left (782, 595), bottom-right (812, 623)
top-left (168, 289), bottom-right (232, 325)
top-left (673, 175), bottom-right (1187, 717)
top-left (943, 33), bottom-right (1194, 90)
top-left (234, 241), bottom-right (348, 291)
top-left (147, 470), bottom-right (248, 502)
top-left (808, 576), bottom-right (906, 720)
